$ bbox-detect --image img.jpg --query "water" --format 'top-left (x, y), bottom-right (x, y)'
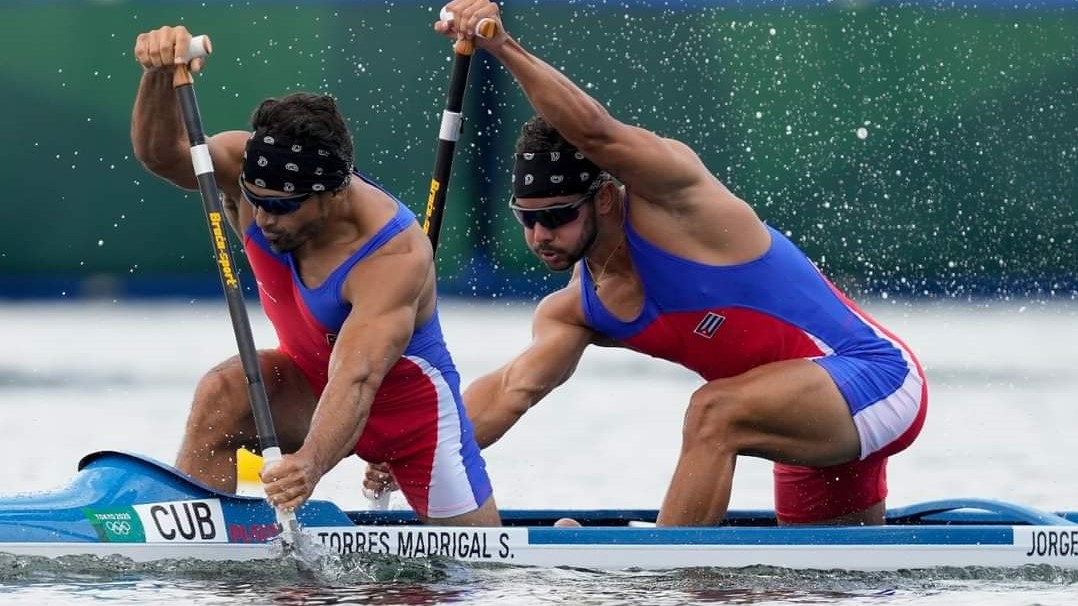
top-left (1, 297), bottom-right (1076, 604)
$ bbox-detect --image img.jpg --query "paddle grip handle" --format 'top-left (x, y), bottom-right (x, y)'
top-left (454, 20), bottom-right (498, 55)
top-left (476, 19), bottom-right (498, 39)
top-left (184, 35), bottom-right (212, 62)
top-left (439, 7), bottom-right (499, 56)
top-left (173, 35), bottom-right (212, 88)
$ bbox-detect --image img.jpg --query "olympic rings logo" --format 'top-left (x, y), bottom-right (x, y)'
top-left (105, 520), bottom-right (132, 535)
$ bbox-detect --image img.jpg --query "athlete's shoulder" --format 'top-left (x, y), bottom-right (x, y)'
top-left (534, 281), bottom-right (590, 332)
top-left (208, 130), bottom-right (251, 164)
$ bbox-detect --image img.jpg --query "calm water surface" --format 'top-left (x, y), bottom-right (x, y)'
top-left (0, 298), bottom-right (1076, 604)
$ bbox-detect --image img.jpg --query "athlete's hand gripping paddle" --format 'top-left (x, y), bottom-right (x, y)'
top-left (174, 35), bottom-right (301, 550)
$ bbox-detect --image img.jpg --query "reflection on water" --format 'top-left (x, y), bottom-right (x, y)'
top-left (1, 551), bottom-right (1076, 605)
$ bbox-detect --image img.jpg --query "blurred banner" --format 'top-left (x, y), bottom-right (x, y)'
top-left (0, 1), bottom-right (1074, 300)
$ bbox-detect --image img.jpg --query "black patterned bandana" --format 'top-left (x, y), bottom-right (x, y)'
top-left (241, 130), bottom-right (352, 194)
top-left (511, 149), bottom-right (600, 199)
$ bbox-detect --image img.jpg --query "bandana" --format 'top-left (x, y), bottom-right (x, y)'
top-left (511, 149), bottom-right (600, 198)
top-left (241, 130), bottom-right (352, 194)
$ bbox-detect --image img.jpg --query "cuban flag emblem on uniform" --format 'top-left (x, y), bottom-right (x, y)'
top-left (693, 312), bottom-right (726, 338)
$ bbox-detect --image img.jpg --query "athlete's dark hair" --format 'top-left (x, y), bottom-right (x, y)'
top-left (250, 93), bottom-right (354, 169)
top-left (514, 115), bottom-right (575, 153)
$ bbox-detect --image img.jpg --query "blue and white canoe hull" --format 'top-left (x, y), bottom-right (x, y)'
top-left (1, 451), bottom-right (1075, 570)
top-left (302, 523), bottom-right (1078, 571)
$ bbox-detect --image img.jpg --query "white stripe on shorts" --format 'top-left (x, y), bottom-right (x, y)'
top-left (842, 308), bottom-right (925, 459)
top-left (405, 355), bottom-right (481, 517)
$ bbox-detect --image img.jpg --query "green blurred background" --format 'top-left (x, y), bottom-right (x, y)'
top-left (0, 1), bottom-right (1074, 301)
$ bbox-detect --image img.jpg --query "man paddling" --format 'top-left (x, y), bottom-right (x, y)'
top-left (131, 25), bottom-right (498, 526)
top-left (371, 2), bottom-right (928, 527)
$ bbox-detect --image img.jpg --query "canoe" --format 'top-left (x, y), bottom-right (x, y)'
top-left (1, 451), bottom-right (1075, 570)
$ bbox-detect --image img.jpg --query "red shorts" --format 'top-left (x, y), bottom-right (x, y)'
top-left (350, 356), bottom-right (492, 519)
top-left (293, 350), bottom-right (491, 519)
top-left (773, 377), bottom-right (928, 524)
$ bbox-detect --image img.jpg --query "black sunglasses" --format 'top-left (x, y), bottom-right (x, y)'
top-left (509, 190), bottom-right (596, 230)
top-left (238, 178), bottom-right (316, 215)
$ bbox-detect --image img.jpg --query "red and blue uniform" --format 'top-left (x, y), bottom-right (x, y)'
top-left (242, 173), bottom-right (492, 518)
top-left (579, 221), bottom-right (927, 523)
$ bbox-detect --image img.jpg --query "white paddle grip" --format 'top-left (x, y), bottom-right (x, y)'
top-left (184, 35), bottom-right (211, 62)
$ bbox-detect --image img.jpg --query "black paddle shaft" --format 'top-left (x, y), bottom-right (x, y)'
top-left (174, 83), bottom-right (281, 454)
top-left (422, 38), bottom-right (484, 254)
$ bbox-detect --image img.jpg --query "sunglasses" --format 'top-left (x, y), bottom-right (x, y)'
top-left (509, 191), bottom-right (595, 230)
top-left (238, 178), bottom-right (316, 215)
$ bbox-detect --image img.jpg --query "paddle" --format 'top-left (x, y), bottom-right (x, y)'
top-left (174, 35), bottom-right (300, 549)
top-left (420, 9), bottom-right (498, 251)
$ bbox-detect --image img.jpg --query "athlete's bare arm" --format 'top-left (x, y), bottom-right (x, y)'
top-left (130, 25), bottom-right (253, 233)
top-left (439, 2), bottom-right (711, 205)
top-left (464, 287), bottom-right (593, 448)
top-left (262, 228), bottom-right (432, 511)
top-left (299, 231), bottom-right (431, 476)
top-left (489, 59), bottom-right (707, 211)
top-left (439, 1), bottom-right (768, 259)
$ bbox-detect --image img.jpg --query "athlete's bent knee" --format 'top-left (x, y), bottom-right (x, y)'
top-left (189, 367), bottom-right (252, 439)
top-left (683, 383), bottom-right (744, 450)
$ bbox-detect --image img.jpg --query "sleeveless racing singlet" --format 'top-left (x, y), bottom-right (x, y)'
top-left (240, 173), bottom-right (492, 518)
top-left (578, 211), bottom-right (927, 522)
top-left (241, 173), bottom-right (456, 397)
top-left (579, 219), bottom-right (926, 460)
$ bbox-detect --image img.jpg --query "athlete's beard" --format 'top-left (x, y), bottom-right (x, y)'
top-left (531, 204), bottom-right (598, 272)
top-left (265, 204), bottom-right (330, 254)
